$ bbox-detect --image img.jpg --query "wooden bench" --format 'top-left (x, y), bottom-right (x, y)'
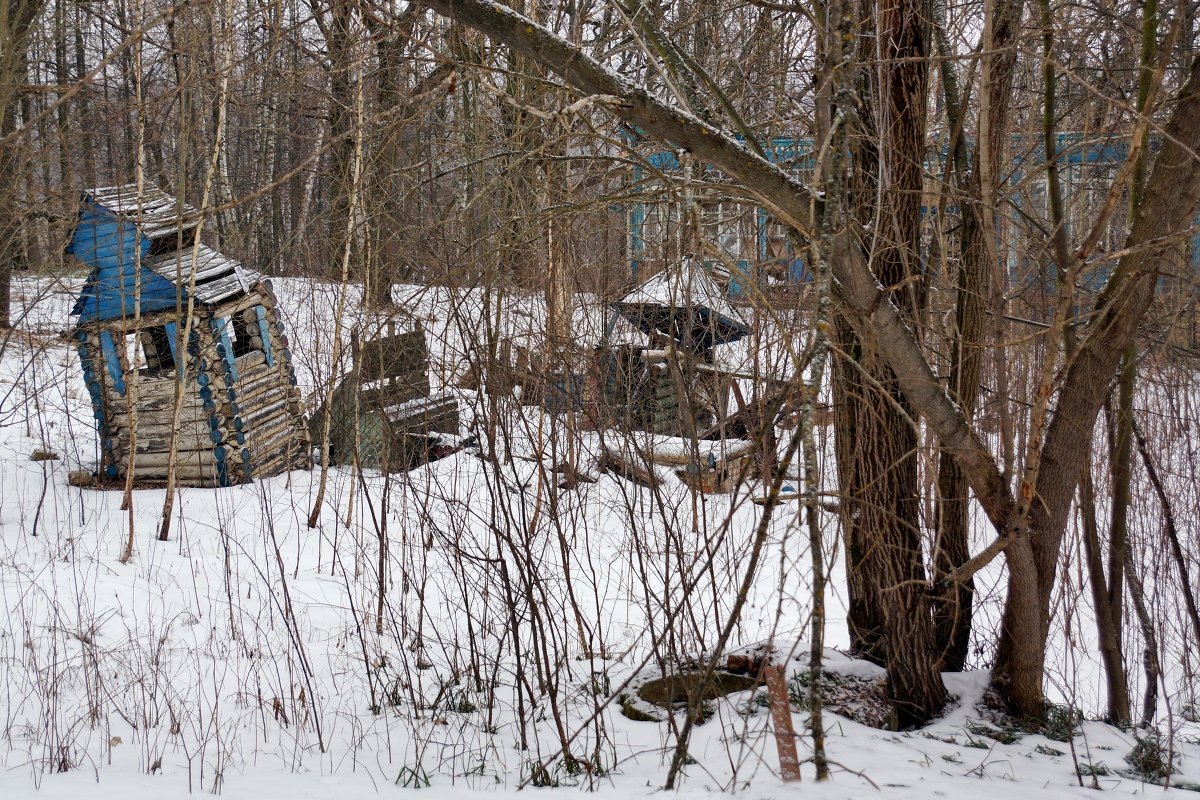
top-left (315, 326), bottom-right (460, 470)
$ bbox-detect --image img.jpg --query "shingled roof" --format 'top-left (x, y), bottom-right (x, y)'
top-left (68, 184), bottom-right (258, 322)
top-left (612, 258), bottom-right (750, 352)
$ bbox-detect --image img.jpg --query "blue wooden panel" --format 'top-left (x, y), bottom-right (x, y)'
top-left (76, 344), bottom-right (103, 419)
top-left (213, 317), bottom-right (238, 382)
top-left (75, 264), bottom-right (183, 322)
top-left (99, 331), bottom-right (125, 395)
top-left (67, 212), bottom-right (147, 267)
top-left (728, 261), bottom-right (754, 299)
top-left (254, 306), bottom-right (275, 366)
top-left (163, 322), bottom-right (179, 363)
top-left (756, 208), bottom-right (769, 262)
top-left (213, 445), bottom-right (229, 486)
top-left (69, 203), bottom-right (191, 323)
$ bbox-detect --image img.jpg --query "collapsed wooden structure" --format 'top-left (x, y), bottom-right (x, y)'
top-left (316, 323), bottom-right (460, 472)
top-left (591, 260), bottom-right (756, 491)
top-left (601, 259), bottom-right (750, 437)
top-left (68, 183), bottom-right (310, 486)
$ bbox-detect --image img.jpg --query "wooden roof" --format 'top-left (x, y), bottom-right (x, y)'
top-left (70, 184), bottom-right (259, 322)
top-left (612, 259), bottom-right (750, 352)
top-left (83, 183), bottom-right (201, 240)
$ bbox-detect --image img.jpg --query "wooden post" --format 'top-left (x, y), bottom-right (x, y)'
top-left (764, 665), bottom-right (801, 782)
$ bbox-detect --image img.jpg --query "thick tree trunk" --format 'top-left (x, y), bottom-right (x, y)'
top-left (996, 55), bottom-right (1200, 717)
top-left (829, 0), bottom-right (946, 724)
top-left (932, 0), bottom-right (1023, 673)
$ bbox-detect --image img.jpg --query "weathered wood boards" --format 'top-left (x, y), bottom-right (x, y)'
top-left (599, 434), bottom-right (752, 494)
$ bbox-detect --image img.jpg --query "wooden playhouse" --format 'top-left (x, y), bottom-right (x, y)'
top-left (68, 183), bottom-right (310, 486)
top-left (604, 258), bottom-right (750, 435)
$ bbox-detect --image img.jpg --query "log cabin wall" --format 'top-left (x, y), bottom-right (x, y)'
top-left (75, 308), bottom-right (228, 485)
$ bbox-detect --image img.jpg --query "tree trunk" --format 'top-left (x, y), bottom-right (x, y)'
top-left (828, 0), bottom-right (947, 725)
top-left (996, 54), bottom-right (1200, 717)
top-left (0, 0), bottom-right (47, 329)
top-left (932, 0), bottom-right (1023, 672)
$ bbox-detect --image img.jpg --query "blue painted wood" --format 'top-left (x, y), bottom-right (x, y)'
top-left (254, 306), bottom-right (275, 366)
top-left (67, 211), bottom-right (146, 265)
top-left (212, 318), bottom-right (238, 382)
top-left (77, 345), bottom-right (105, 424)
top-left (99, 331), bottom-right (126, 395)
top-left (163, 322), bottom-right (179, 363)
top-left (78, 337), bottom-right (123, 476)
top-left (77, 266), bottom-right (184, 321)
top-left (213, 445), bottom-right (229, 486)
top-left (756, 208), bottom-right (769, 262)
top-left (69, 208), bottom-right (162, 321)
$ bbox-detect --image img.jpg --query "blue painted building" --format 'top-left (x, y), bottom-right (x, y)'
top-left (69, 183), bottom-right (310, 486)
top-left (624, 132), bottom-right (1195, 299)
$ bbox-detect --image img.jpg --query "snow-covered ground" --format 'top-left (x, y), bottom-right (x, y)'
top-left (1, 274), bottom-right (1197, 797)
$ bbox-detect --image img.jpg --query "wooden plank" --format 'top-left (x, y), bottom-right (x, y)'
top-left (598, 450), bottom-right (662, 488)
top-left (251, 439), bottom-right (308, 479)
top-left (230, 361), bottom-right (275, 393)
top-left (254, 306), bottom-right (275, 366)
top-left (357, 330), bottom-right (428, 383)
top-left (117, 449), bottom-right (220, 469)
top-left (99, 330), bottom-right (126, 395)
top-left (239, 397), bottom-right (288, 429)
top-left (123, 375), bottom-right (205, 401)
top-left (249, 422), bottom-right (303, 456)
top-left (195, 273), bottom-right (249, 305)
top-left (764, 665), bottom-right (802, 782)
top-left (642, 438), bottom-right (754, 467)
top-left (249, 431), bottom-right (306, 473)
top-left (211, 291), bottom-right (270, 319)
top-left (109, 434), bottom-right (214, 455)
top-left (230, 374), bottom-right (293, 414)
top-left (144, 247), bottom-right (221, 277)
top-left (384, 396), bottom-right (459, 435)
top-left (234, 386), bottom-right (301, 421)
top-left (359, 374), bottom-right (430, 409)
top-left (108, 394), bottom-right (210, 419)
top-left (128, 464), bottom-right (220, 483)
top-left (245, 415), bottom-right (300, 454)
top-left (108, 416), bottom-right (216, 440)
top-left (243, 413), bottom-right (295, 447)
